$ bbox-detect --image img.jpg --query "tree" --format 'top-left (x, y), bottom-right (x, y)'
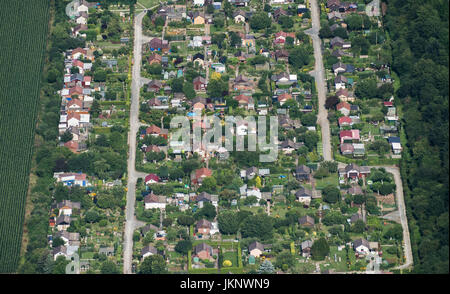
top-left (101, 260), bottom-right (119, 274)
top-left (229, 31), bottom-right (242, 48)
top-left (171, 77), bottom-right (184, 92)
top-left (319, 25), bottom-right (333, 38)
top-left (274, 251), bottom-right (295, 270)
top-left (355, 78), bottom-right (378, 99)
top-left (257, 260), bottom-right (274, 274)
top-left (206, 4), bottom-right (215, 14)
top-left (351, 219), bottom-right (366, 234)
top-left (217, 211), bottom-right (240, 234)
top-left (300, 131), bottom-right (319, 151)
top-left (175, 240), bottom-right (192, 255)
top-left (199, 176), bottom-right (217, 193)
top-left (93, 69), bottom-right (107, 82)
top-left (60, 130), bottom-right (73, 143)
top-left (301, 113), bottom-right (317, 126)
top-left (322, 185), bottom-right (340, 203)
top-left (154, 16), bottom-right (165, 28)
top-left (321, 161), bottom-right (338, 173)
top-left (311, 237), bottom-right (330, 260)
top-left (250, 13), bottom-right (271, 30)
top-left (314, 167), bottom-right (329, 179)
top-left (177, 215), bottom-right (195, 226)
top-left (194, 202), bottom-right (217, 221)
top-left (85, 210), bottom-right (100, 223)
top-left (240, 214), bottom-right (274, 240)
top-left (207, 78), bottom-right (228, 98)
top-left (289, 46), bottom-right (311, 69)
top-left (52, 237), bottom-right (65, 248)
top-left (182, 82), bottom-right (196, 99)
top-left (90, 99), bottom-right (101, 118)
top-left (148, 63), bottom-right (162, 75)
top-left (52, 256), bottom-right (70, 274)
top-left (369, 140), bottom-right (390, 155)
top-left (333, 27), bottom-right (348, 39)
top-left (138, 255), bottom-right (168, 274)
top-left (345, 13), bottom-right (363, 31)
top-left (278, 15), bottom-right (294, 29)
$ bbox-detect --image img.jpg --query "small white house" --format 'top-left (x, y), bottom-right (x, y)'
top-left (193, 0), bottom-right (205, 6)
top-left (353, 238), bottom-right (370, 255)
top-left (144, 194), bottom-right (166, 209)
top-left (76, 15), bottom-right (87, 25)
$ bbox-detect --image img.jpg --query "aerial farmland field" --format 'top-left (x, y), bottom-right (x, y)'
top-left (0, 0), bottom-right (50, 272)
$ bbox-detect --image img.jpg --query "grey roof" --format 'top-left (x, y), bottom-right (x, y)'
top-left (296, 165), bottom-right (311, 175)
top-left (298, 215), bottom-right (315, 226)
top-left (296, 187), bottom-right (312, 198)
top-left (56, 215), bottom-right (71, 225)
top-left (197, 192), bottom-right (212, 202)
top-left (350, 213), bottom-right (363, 223)
top-left (57, 200), bottom-right (81, 210)
top-left (246, 166), bottom-right (258, 175)
top-left (141, 224), bottom-right (159, 235)
top-left (99, 247), bottom-right (114, 255)
top-left (301, 240), bottom-right (313, 249)
top-left (248, 241), bottom-right (265, 252)
top-left (196, 219), bottom-right (212, 229)
top-left (141, 245), bottom-right (158, 256)
top-left (55, 231), bottom-right (80, 241)
top-left (335, 75), bottom-right (348, 84)
top-left (344, 163), bottom-right (360, 173)
top-left (194, 242), bottom-right (213, 255)
top-left (52, 245), bottom-right (67, 256)
top-left (348, 185), bottom-right (363, 195)
top-left (353, 238), bottom-right (370, 249)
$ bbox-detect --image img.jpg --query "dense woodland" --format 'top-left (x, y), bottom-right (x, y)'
top-left (384, 0), bottom-right (448, 273)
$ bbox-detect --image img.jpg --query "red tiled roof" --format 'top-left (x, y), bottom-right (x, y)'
top-left (146, 125), bottom-right (161, 134)
top-left (145, 174), bottom-right (160, 183)
top-left (336, 101), bottom-right (351, 110)
top-left (194, 168), bottom-right (212, 179)
top-left (338, 116), bottom-right (352, 125)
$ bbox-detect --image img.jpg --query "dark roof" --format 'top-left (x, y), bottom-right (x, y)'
top-left (345, 163), bottom-right (360, 173)
top-left (52, 245), bottom-right (67, 256)
top-left (353, 238), bottom-right (370, 249)
top-left (298, 215), bottom-right (315, 225)
top-left (248, 241), bottom-right (265, 252)
top-left (197, 192), bottom-right (211, 202)
top-left (193, 53), bottom-right (204, 61)
top-left (296, 165), bottom-right (311, 175)
top-left (141, 224), bottom-right (159, 235)
top-left (196, 219), bottom-right (212, 229)
top-left (141, 245), bottom-right (158, 256)
top-left (56, 215), bottom-right (71, 225)
top-left (388, 136), bottom-right (401, 143)
top-left (350, 213), bottom-right (363, 223)
top-left (295, 187), bottom-right (312, 198)
top-left (57, 200), bottom-right (81, 210)
top-left (194, 242), bottom-right (213, 255)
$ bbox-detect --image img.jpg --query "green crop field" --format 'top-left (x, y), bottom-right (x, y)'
top-left (0, 0), bottom-right (50, 272)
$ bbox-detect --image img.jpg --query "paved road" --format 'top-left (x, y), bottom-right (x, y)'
top-left (123, 11), bottom-right (146, 275)
top-left (305, 0), bottom-right (333, 161)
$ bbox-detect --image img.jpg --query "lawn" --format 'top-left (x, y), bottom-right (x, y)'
top-left (137, 0), bottom-right (160, 9)
top-left (315, 173), bottom-right (339, 189)
top-left (222, 251), bottom-right (239, 268)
